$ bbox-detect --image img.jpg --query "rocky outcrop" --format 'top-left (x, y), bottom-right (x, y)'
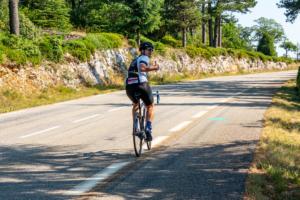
top-left (0, 48), bottom-right (288, 93)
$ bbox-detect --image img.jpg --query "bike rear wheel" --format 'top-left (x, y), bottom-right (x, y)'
top-left (133, 113), bottom-right (143, 157)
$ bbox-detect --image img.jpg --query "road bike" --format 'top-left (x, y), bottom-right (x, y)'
top-left (132, 91), bottom-right (160, 157)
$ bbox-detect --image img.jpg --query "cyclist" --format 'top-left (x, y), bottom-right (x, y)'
top-left (126, 42), bottom-right (160, 141)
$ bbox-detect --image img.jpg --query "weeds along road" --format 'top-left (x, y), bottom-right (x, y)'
top-left (0, 70), bottom-right (297, 200)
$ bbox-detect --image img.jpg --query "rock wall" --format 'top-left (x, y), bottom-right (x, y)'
top-left (0, 48), bottom-right (288, 93)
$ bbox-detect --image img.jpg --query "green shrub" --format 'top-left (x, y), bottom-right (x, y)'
top-left (63, 39), bottom-right (91, 61)
top-left (85, 33), bottom-right (123, 49)
top-left (207, 47), bottom-right (228, 57)
top-left (140, 35), bottom-right (155, 44)
top-left (6, 49), bottom-right (27, 64)
top-left (128, 39), bottom-right (137, 47)
top-left (39, 36), bottom-right (64, 62)
top-left (154, 42), bottom-right (167, 55)
top-left (19, 12), bottom-right (40, 39)
top-left (186, 46), bottom-right (212, 59)
top-left (23, 44), bottom-right (42, 64)
top-left (161, 35), bottom-right (181, 48)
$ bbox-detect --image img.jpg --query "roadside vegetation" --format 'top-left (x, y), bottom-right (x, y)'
top-left (245, 67), bottom-right (300, 200)
top-left (0, 85), bottom-right (123, 113)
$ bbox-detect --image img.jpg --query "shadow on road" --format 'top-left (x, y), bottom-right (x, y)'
top-left (84, 140), bottom-right (258, 200)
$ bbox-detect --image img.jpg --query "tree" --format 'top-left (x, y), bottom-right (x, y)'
top-left (253, 17), bottom-right (285, 43)
top-left (124, 0), bottom-right (163, 45)
top-left (278, 0), bottom-right (300, 23)
top-left (207, 0), bottom-right (257, 47)
top-left (280, 40), bottom-right (297, 57)
top-left (164, 0), bottom-right (201, 47)
top-left (21, 0), bottom-right (71, 32)
top-left (9, 0), bottom-right (19, 35)
top-left (222, 22), bottom-right (253, 50)
top-left (257, 32), bottom-right (277, 56)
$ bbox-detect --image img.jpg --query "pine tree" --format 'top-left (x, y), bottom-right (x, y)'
top-left (21, 0), bottom-right (71, 32)
top-left (257, 33), bottom-right (277, 56)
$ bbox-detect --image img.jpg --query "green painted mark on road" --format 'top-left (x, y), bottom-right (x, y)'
top-left (209, 117), bottom-right (225, 121)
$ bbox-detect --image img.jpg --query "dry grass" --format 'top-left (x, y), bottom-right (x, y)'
top-left (245, 80), bottom-right (300, 200)
top-left (0, 85), bottom-right (123, 113)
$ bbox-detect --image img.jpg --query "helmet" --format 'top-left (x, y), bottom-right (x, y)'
top-left (139, 42), bottom-right (154, 51)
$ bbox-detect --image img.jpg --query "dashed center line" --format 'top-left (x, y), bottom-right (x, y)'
top-left (66, 161), bottom-right (131, 196)
top-left (192, 111), bottom-right (208, 119)
top-left (20, 126), bottom-right (60, 139)
top-left (169, 121), bottom-right (192, 132)
top-left (108, 107), bottom-right (127, 112)
top-left (72, 114), bottom-right (101, 123)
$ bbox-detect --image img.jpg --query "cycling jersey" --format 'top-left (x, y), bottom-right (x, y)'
top-left (126, 55), bottom-right (150, 85)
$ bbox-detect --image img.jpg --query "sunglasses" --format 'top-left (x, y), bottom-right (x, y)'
top-left (146, 48), bottom-right (154, 52)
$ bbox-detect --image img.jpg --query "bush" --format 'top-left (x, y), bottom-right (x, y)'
top-left (128, 39), bottom-right (137, 47)
top-left (140, 35), bottom-right (167, 55)
top-left (161, 35), bottom-right (181, 48)
top-left (0, 34), bottom-right (42, 65)
top-left (186, 46), bottom-right (212, 59)
top-left (85, 33), bottom-right (123, 49)
top-left (19, 12), bottom-right (40, 39)
top-left (63, 39), bottom-right (91, 61)
top-left (39, 36), bottom-right (64, 62)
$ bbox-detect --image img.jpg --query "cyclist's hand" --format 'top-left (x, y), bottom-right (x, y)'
top-left (154, 61), bottom-right (160, 71)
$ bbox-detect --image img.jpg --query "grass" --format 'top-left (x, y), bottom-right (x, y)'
top-left (0, 85), bottom-right (123, 113)
top-left (245, 80), bottom-right (300, 200)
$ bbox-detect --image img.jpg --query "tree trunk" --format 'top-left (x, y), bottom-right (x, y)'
top-left (9, 0), bottom-right (19, 35)
top-left (182, 27), bottom-right (187, 47)
top-left (217, 15), bottom-right (222, 47)
top-left (208, 2), bottom-right (213, 47)
top-left (202, 3), bottom-right (206, 45)
top-left (136, 29), bottom-right (141, 46)
top-left (286, 49), bottom-right (288, 58)
top-left (213, 16), bottom-right (219, 48)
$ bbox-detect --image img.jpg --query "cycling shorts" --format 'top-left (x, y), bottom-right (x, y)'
top-left (126, 82), bottom-right (154, 106)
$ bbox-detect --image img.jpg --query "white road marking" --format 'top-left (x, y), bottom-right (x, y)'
top-left (219, 98), bottom-right (230, 103)
top-left (169, 121), bottom-right (192, 132)
top-left (192, 111), bottom-right (208, 119)
top-left (20, 126), bottom-right (60, 139)
top-left (143, 136), bottom-right (169, 149)
top-left (66, 162), bottom-right (130, 196)
top-left (207, 105), bottom-right (218, 110)
top-left (72, 114), bottom-right (101, 123)
top-left (108, 107), bottom-right (127, 112)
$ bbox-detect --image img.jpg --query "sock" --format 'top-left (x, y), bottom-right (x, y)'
top-left (146, 121), bottom-right (152, 130)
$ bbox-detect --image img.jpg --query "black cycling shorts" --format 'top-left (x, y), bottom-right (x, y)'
top-left (126, 82), bottom-right (154, 106)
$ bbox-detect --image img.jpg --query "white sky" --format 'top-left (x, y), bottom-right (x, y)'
top-left (234, 0), bottom-right (300, 57)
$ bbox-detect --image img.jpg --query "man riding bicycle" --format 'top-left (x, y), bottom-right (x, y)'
top-left (126, 42), bottom-right (160, 141)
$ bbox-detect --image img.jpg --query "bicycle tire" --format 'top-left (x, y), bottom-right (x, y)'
top-left (133, 113), bottom-right (143, 157)
top-left (142, 107), bottom-right (152, 150)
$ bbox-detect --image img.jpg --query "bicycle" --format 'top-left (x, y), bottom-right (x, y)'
top-left (132, 90), bottom-right (160, 157)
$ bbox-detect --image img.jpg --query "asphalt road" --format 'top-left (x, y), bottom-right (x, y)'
top-left (0, 70), bottom-right (297, 200)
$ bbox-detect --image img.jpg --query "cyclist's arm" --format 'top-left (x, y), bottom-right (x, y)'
top-left (140, 63), bottom-right (159, 72)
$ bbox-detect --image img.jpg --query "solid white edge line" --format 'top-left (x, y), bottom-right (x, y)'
top-left (192, 111), bottom-right (208, 119)
top-left (72, 114), bottom-right (101, 123)
top-left (169, 121), bottom-right (192, 132)
top-left (66, 161), bottom-right (131, 196)
top-left (20, 126), bottom-right (60, 139)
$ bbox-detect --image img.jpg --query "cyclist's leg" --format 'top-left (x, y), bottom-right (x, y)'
top-left (139, 82), bottom-right (154, 140)
top-left (126, 84), bottom-right (139, 121)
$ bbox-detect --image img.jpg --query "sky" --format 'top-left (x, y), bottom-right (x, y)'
top-left (234, 0), bottom-right (300, 57)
